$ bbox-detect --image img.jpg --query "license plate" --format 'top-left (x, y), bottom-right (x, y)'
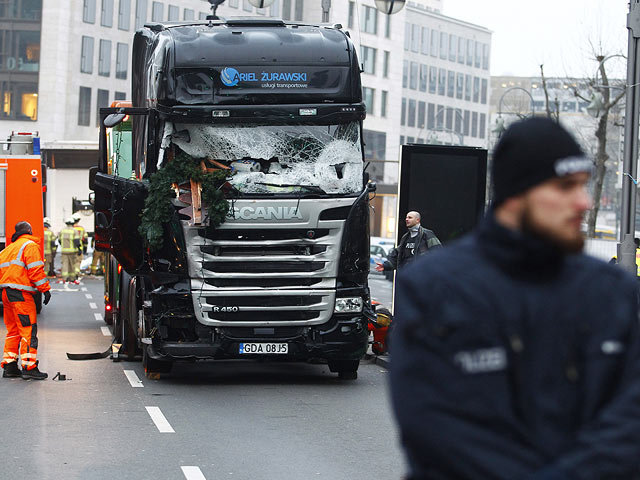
top-left (239, 343), bottom-right (288, 354)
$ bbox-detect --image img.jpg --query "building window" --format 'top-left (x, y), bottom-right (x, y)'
top-left (115, 91), bottom-right (127, 100)
top-left (479, 113), bottom-right (486, 139)
top-left (463, 110), bottom-right (470, 135)
top-left (445, 107), bottom-right (453, 130)
top-left (409, 62), bottom-right (418, 90)
top-left (465, 74), bottom-right (471, 101)
top-left (439, 32), bottom-right (447, 59)
top-left (417, 101), bottom-right (425, 128)
top-left (428, 67), bottom-right (437, 94)
top-left (404, 23), bottom-right (410, 51)
top-left (402, 60), bottom-right (408, 88)
top-left (363, 87), bottom-right (375, 114)
top-left (118, 0), bottom-right (131, 30)
top-left (427, 103), bottom-right (435, 129)
top-left (101, 0), bottom-right (114, 26)
top-left (383, 51), bottom-right (390, 78)
top-left (116, 42), bottom-right (128, 79)
top-left (151, 1), bottom-right (163, 21)
top-left (98, 40), bottom-right (111, 77)
top-left (407, 99), bottom-right (416, 127)
top-left (381, 90), bottom-right (388, 117)
top-left (243, 0), bottom-right (253, 12)
top-left (282, 0), bottom-right (291, 20)
top-left (474, 41), bottom-right (481, 68)
top-left (360, 46), bottom-right (376, 75)
top-left (419, 64), bottom-right (427, 92)
top-left (78, 87), bottom-right (91, 126)
top-left (471, 111), bottom-right (478, 137)
top-left (448, 34), bottom-right (456, 62)
top-left (363, 130), bottom-right (387, 184)
top-left (456, 73), bottom-right (463, 99)
top-left (1, 81), bottom-right (38, 121)
top-left (385, 15), bottom-right (391, 38)
top-left (168, 4), bottom-right (178, 20)
top-left (294, 0), bottom-right (303, 20)
top-left (430, 29), bottom-right (438, 57)
top-left (482, 44), bottom-right (490, 70)
top-left (270, 0), bottom-right (279, 17)
top-left (84, 0), bottom-right (96, 23)
top-left (447, 71), bottom-right (454, 97)
top-left (466, 39), bottom-right (473, 66)
top-left (481, 78), bottom-right (488, 104)
top-left (80, 36), bottom-right (94, 74)
top-left (199, 12), bottom-right (207, 20)
top-left (96, 88), bottom-right (109, 126)
top-left (183, 8), bottom-right (194, 20)
top-left (401, 97), bottom-right (406, 126)
top-left (411, 24), bottom-right (419, 52)
top-left (438, 68), bottom-right (446, 96)
top-left (229, 0), bottom-right (239, 7)
top-left (435, 104), bottom-right (444, 129)
top-left (135, 0), bottom-right (147, 29)
top-left (421, 27), bottom-right (428, 55)
top-left (473, 76), bottom-right (480, 102)
top-left (457, 37), bottom-right (465, 64)
top-left (455, 108), bottom-right (462, 136)
top-left (348, 1), bottom-right (354, 29)
top-left (362, 5), bottom-right (377, 34)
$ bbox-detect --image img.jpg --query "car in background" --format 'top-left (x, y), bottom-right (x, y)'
top-left (370, 237), bottom-right (395, 281)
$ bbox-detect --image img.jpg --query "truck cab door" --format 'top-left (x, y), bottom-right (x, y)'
top-left (91, 106), bottom-right (149, 273)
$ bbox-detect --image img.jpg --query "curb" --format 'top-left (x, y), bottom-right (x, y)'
top-left (365, 353), bottom-right (390, 369)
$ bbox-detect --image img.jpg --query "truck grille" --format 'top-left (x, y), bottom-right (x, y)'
top-left (185, 198), bottom-right (355, 327)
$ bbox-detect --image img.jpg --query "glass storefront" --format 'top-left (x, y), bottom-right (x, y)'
top-left (0, 0), bottom-right (42, 121)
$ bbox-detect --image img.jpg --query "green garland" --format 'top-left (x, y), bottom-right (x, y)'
top-left (139, 153), bottom-right (231, 250)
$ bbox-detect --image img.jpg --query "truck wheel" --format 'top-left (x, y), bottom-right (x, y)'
top-left (328, 360), bottom-right (359, 380)
top-left (143, 345), bottom-right (173, 376)
top-left (119, 272), bottom-right (138, 361)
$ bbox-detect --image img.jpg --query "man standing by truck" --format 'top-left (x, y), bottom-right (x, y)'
top-left (58, 218), bottom-right (80, 283)
top-left (0, 221), bottom-right (51, 380)
top-left (375, 211), bottom-right (441, 273)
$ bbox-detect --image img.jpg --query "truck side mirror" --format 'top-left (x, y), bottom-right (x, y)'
top-left (104, 112), bottom-right (126, 128)
top-left (89, 166), bottom-right (99, 190)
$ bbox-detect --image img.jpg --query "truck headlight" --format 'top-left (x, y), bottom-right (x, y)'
top-left (334, 297), bottom-right (363, 313)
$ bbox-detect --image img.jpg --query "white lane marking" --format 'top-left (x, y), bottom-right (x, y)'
top-left (181, 466), bottom-right (206, 480)
top-left (101, 326), bottom-right (111, 336)
top-left (124, 369), bottom-right (144, 388)
top-left (85, 293), bottom-right (93, 299)
top-left (89, 302), bottom-right (97, 309)
top-left (94, 313), bottom-right (103, 321)
top-left (81, 287), bottom-right (87, 292)
top-left (145, 406), bottom-right (175, 433)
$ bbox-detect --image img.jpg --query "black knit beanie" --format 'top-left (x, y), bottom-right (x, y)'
top-left (492, 117), bottom-right (591, 205)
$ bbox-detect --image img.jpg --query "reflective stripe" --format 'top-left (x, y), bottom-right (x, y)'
top-left (21, 353), bottom-right (37, 359)
top-left (0, 283), bottom-right (36, 292)
top-left (3, 352), bottom-right (18, 358)
top-left (0, 262), bottom-right (9, 268)
top-left (16, 240), bottom-right (34, 262)
top-left (33, 278), bottom-right (48, 286)
top-left (4, 337), bottom-right (19, 342)
top-left (27, 261), bottom-right (44, 269)
top-left (0, 260), bottom-right (23, 268)
top-left (22, 360), bottom-right (36, 367)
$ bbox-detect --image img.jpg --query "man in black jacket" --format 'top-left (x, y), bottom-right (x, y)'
top-left (390, 117), bottom-right (640, 480)
top-left (376, 211), bottom-right (441, 273)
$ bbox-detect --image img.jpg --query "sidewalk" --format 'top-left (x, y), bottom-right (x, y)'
top-left (364, 352), bottom-right (390, 369)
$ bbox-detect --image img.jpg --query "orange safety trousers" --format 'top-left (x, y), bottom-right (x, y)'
top-left (1, 288), bottom-right (38, 370)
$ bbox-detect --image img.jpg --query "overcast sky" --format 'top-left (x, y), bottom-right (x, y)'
top-left (442, 0), bottom-right (630, 79)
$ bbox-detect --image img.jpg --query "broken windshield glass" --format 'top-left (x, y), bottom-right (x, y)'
top-left (169, 122), bottom-right (363, 195)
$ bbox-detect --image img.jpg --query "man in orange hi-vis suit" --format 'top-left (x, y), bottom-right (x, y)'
top-left (0, 222), bottom-right (51, 380)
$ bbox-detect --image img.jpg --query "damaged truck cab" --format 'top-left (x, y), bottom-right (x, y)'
top-left (91, 18), bottom-right (373, 378)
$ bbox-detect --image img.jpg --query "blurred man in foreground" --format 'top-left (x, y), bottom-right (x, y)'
top-left (390, 118), bottom-right (640, 479)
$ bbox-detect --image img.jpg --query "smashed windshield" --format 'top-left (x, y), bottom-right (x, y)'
top-left (169, 122), bottom-right (363, 195)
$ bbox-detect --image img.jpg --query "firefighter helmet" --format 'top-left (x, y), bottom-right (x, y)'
top-left (43, 217), bottom-right (51, 227)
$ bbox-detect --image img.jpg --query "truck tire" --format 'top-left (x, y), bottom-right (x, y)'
top-left (328, 359), bottom-right (359, 380)
top-left (143, 345), bottom-right (173, 376)
top-left (119, 272), bottom-right (138, 361)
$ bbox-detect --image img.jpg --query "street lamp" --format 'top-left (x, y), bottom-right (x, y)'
top-left (416, 107), bottom-right (465, 145)
top-left (374, 0), bottom-right (406, 14)
top-left (493, 86), bottom-right (535, 139)
top-left (248, 0), bottom-right (275, 7)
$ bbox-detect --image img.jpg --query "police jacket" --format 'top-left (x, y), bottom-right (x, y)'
top-left (390, 213), bottom-right (640, 480)
top-left (0, 234), bottom-right (50, 294)
top-left (384, 226), bottom-right (441, 271)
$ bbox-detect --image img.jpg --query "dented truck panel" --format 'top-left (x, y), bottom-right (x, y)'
top-left (94, 19), bottom-right (371, 373)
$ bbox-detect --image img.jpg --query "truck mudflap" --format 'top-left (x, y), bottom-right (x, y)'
top-left (150, 315), bottom-right (369, 362)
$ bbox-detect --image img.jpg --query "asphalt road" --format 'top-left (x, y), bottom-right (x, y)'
top-left (0, 277), bottom-right (406, 480)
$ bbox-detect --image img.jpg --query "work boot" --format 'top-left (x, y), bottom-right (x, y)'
top-left (2, 362), bottom-right (20, 378)
top-left (21, 365), bottom-right (48, 380)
